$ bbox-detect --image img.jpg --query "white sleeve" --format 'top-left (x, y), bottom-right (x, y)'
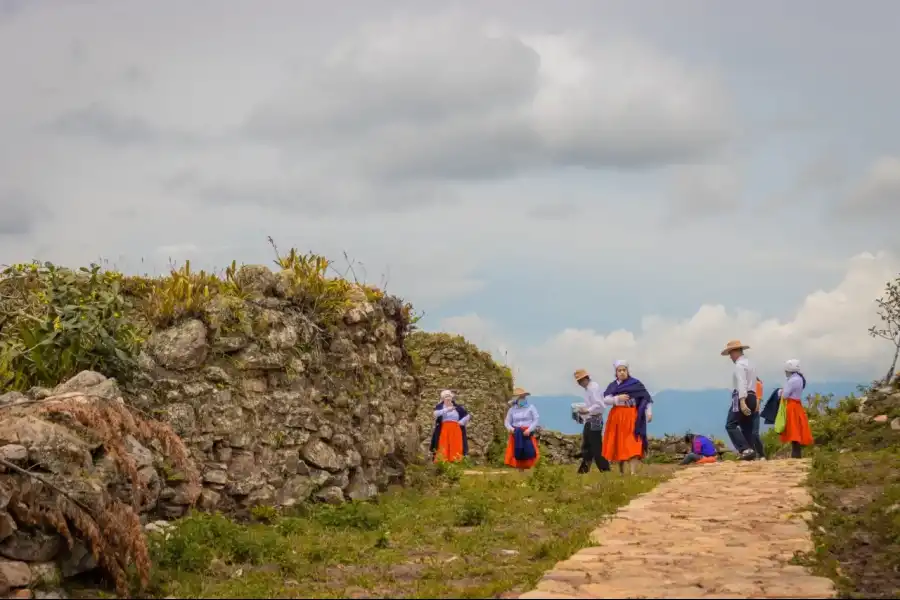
top-left (526, 405), bottom-right (539, 433)
top-left (734, 363), bottom-right (749, 398)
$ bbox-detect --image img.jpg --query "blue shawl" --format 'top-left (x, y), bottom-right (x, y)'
top-left (604, 376), bottom-right (653, 453)
top-left (429, 402), bottom-right (469, 457)
top-left (513, 427), bottom-right (536, 461)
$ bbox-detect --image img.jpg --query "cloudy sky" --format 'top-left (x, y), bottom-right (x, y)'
top-left (3, 0), bottom-right (900, 393)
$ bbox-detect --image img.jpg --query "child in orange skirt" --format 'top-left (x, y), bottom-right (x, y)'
top-left (780, 359), bottom-right (814, 458)
top-left (602, 360), bottom-right (653, 475)
top-left (504, 387), bottom-right (540, 470)
top-left (431, 390), bottom-right (471, 463)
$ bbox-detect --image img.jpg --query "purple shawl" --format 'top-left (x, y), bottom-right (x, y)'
top-left (604, 376), bottom-right (653, 453)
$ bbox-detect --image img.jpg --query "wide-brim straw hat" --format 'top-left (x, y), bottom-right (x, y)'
top-left (573, 369), bottom-right (589, 381)
top-left (720, 340), bottom-right (750, 356)
top-left (512, 387), bottom-right (530, 398)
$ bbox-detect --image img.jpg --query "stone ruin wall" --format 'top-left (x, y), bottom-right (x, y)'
top-left (126, 266), bottom-right (422, 515)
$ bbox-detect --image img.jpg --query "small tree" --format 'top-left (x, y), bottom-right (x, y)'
top-left (869, 276), bottom-right (900, 384)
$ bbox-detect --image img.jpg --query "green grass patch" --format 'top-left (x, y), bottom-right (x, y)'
top-left (797, 389), bottom-right (900, 598)
top-left (139, 464), bottom-right (666, 599)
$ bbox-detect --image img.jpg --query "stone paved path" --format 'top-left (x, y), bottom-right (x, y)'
top-left (519, 459), bottom-right (835, 599)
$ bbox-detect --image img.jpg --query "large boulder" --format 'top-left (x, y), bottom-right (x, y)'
top-left (145, 319), bottom-right (209, 370)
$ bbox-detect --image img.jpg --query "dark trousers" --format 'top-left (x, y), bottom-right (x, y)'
top-left (579, 422), bottom-right (610, 472)
top-left (791, 441), bottom-right (802, 458)
top-left (726, 393), bottom-right (760, 454)
top-left (750, 411), bottom-right (765, 458)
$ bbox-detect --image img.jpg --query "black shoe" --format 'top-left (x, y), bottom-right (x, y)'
top-left (577, 461), bottom-right (590, 474)
top-left (739, 448), bottom-right (757, 461)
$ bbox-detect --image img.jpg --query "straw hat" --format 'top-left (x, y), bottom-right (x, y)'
top-left (720, 340), bottom-right (750, 356)
top-left (512, 387), bottom-right (530, 398)
top-left (573, 369), bottom-right (590, 381)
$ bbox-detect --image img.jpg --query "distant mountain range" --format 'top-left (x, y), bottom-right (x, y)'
top-left (530, 381), bottom-right (864, 443)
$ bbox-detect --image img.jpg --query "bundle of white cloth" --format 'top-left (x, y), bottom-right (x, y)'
top-left (571, 402), bottom-right (587, 424)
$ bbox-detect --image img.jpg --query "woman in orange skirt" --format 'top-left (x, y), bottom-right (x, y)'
top-left (602, 360), bottom-right (653, 475)
top-left (779, 359), bottom-right (814, 458)
top-left (504, 387), bottom-right (540, 470)
top-left (431, 390), bottom-right (471, 463)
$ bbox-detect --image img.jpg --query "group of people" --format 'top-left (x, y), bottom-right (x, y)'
top-left (718, 339), bottom-right (815, 461)
top-left (428, 338), bottom-right (816, 469)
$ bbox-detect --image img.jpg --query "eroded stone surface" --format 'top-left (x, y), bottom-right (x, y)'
top-left (519, 459), bottom-right (835, 599)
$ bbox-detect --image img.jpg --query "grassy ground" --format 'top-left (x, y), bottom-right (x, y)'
top-left (762, 392), bottom-right (900, 599)
top-left (126, 462), bottom-right (669, 599)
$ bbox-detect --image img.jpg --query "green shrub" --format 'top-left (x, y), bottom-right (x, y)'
top-left (455, 496), bottom-right (491, 526)
top-left (0, 262), bottom-right (143, 389)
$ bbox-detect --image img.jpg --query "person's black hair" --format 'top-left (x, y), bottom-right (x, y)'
top-left (683, 432), bottom-right (694, 444)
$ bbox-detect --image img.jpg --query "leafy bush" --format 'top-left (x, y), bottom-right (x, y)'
top-left (455, 496), bottom-right (490, 526)
top-left (0, 262), bottom-right (143, 390)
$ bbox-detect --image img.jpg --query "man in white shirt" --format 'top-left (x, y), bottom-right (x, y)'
top-left (721, 339), bottom-right (760, 461)
top-left (574, 369), bottom-right (612, 473)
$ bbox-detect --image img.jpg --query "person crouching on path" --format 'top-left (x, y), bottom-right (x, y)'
top-left (602, 360), bottom-right (653, 476)
top-left (504, 387), bottom-right (540, 471)
top-left (721, 339), bottom-right (759, 461)
top-left (681, 432), bottom-right (719, 465)
top-left (431, 390), bottom-right (471, 463)
top-left (779, 359), bottom-right (814, 458)
top-left (573, 369), bottom-right (612, 474)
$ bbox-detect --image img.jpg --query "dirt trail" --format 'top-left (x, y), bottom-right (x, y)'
top-left (518, 459), bottom-right (835, 599)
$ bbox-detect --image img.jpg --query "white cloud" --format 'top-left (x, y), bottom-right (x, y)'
top-left (436, 251), bottom-right (900, 393)
top-left (199, 12), bottom-right (735, 207)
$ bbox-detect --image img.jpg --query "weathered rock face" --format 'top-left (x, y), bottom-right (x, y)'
top-left (406, 333), bottom-right (513, 462)
top-left (0, 372), bottom-right (200, 597)
top-left (127, 269), bottom-right (421, 513)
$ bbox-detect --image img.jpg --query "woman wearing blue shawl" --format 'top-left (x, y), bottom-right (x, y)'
top-left (602, 360), bottom-right (653, 475)
top-left (503, 387), bottom-right (540, 471)
top-left (431, 390), bottom-right (471, 463)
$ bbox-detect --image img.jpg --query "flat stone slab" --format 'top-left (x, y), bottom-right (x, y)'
top-left (518, 459), bottom-right (835, 599)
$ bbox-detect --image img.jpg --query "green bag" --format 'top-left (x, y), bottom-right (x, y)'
top-left (773, 398), bottom-right (787, 434)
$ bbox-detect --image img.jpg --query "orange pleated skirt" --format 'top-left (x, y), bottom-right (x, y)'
top-left (603, 405), bottom-right (644, 462)
top-left (504, 429), bottom-right (539, 469)
top-left (434, 421), bottom-right (465, 463)
top-left (780, 399), bottom-right (814, 446)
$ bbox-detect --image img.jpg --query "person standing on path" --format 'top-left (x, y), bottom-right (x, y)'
top-left (778, 359), bottom-right (814, 458)
top-left (721, 339), bottom-right (760, 461)
top-left (503, 387), bottom-right (540, 471)
top-left (430, 390), bottom-right (471, 463)
top-left (573, 369), bottom-right (612, 474)
top-left (601, 360), bottom-right (652, 476)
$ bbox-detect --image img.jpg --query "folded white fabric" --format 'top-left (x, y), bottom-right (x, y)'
top-left (571, 403), bottom-right (586, 424)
